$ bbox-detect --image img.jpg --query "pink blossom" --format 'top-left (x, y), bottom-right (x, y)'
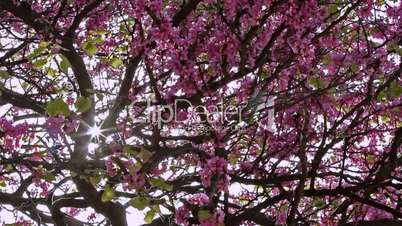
top-left (175, 206), bottom-right (190, 225)
top-left (200, 157), bottom-right (228, 189)
top-left (188, 193), bottom-right (210, 206)
top-left (45, 116), bottom-right (65, 138)
top-left (123, 168), bottom-right (146, 190)
top-left (105, 158), bottom-right (117, 177)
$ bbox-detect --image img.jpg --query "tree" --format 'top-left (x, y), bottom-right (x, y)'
top-left (0, 0), bottom-right (401, 225)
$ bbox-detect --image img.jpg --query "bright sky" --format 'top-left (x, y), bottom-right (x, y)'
top-left (0, 206), bottom-right (144, 225)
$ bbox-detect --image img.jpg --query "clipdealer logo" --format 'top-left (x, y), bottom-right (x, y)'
top-left (129, 95), bottom-right (275, 133)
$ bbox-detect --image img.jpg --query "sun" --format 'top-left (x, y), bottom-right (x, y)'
top-left (87, 125), bottom-right (102, 139)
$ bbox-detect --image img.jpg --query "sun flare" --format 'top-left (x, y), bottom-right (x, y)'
top-left (87, 125), bottom-right (102, 139)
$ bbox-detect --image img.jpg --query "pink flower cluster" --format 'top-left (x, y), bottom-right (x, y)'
top-left (105, 158), bottom-right (117, 177)
top-left (200, 157), bottom-right (228, 189)
top-left (123, 167), bottom-right (145, 190)
top-left (0, 118), bottom-right (29, 151)
top-left (175, 194), bottom-right (225, 226)
top-left (188, 193), bottom-right (210, 206)
top-left (175, 205), bottom-right (190, 225)
top-left (45, 116), bottom-right (65, 137)
top-left (45, 116), bottom-right (78, 138)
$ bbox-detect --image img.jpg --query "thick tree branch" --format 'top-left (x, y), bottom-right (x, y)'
top-left (0, 87), bottom-right (45, 114)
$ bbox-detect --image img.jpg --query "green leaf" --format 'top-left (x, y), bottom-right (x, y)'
top-left (328, 4), bottom-right (339, 16)
top-left (101, 185), bottom-right (115, 202)
top-left (123, 145), bottom-right (138, 156)
top-left (44, 172), bottom-right (56, 182)
top-left (350, 63), bottom-right (358, 72)
top-left (89, 175), bottom-right (101, 186)
top-left (313, 198), bottom-right (326, 208)
top-left (32, 58), bottom-right (48, 68)
top-left (131, 196), bottom-right (150, 210)
top-left (83, 40), bottom-right (97, 56)
top-left (60, 55), bottom-right (71, 73)
top-left (387, 41), bottom-right (398, 51)
top-left (94, 29), bottom-right (107, 35)
top-left (0, 70), bottom-right (10, 79)
top-left (110, 57), bottom-right (123, 68)
top-left (28, 46), bottom-right (47, 59)
top-left (93, 37), bottom-right (105, 44)
top-left (259, 69), bottom-right (269, 80)
top-left (228, 153), bottom-right (238, 165)
top-left (396, 47), bottom-right (402, 56)
top-left (151, 204), bottom-right (161, 213)
top-left (47, 68), bottom-right (57, 77)
top-left (150, 178), bottom-right (173, 191)
top-left (21, 82), bottom-right (29, 90)
top-left (138, 148), bottom-right (153, 163)
top-left (0, 180), bottom-right (6, 187)
top-left (75, 96), bottom-right (92, 113)
top-left (144, 210), bottom-right (155, 224)
top-left (4, 164), bottom-right (13, 172)
top-left (46, 98), bottom-right (70, 116)
top-left (96, 92), bottom-right (104, 101)
top-left (198, 210), bottom-right (212, 220)
top-left (389, 81), bottom-right (402, 98)
top-left (367, 154), bottom-right (376, 164)
top-left (322, 55), bottom-right (332, 65)
top-left (119, 23), bottom-right (130, 34)
top-left (70, 170), bottom-right (78, 177)
top-left (308, 77), bottom-right (326, 90)
top-left (377, 90), bottom-right (386, 101)
top-left (39, 41), bottom-right (50, 48)
top-left (85, 88), bottom-right (97, 94)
